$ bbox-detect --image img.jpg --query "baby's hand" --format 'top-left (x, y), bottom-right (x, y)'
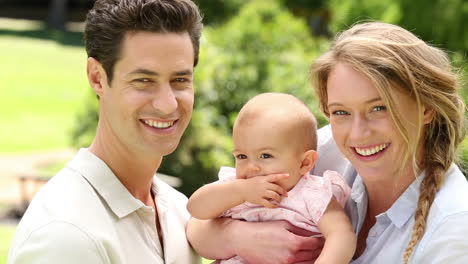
top-left (240, 174), bottom-right (288, 208)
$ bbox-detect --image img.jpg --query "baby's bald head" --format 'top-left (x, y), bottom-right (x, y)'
top-left (234, 93), bottom-right (317, 152)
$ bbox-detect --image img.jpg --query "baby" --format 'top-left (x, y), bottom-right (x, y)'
top-left (187, 92), bottom-right (356, 264)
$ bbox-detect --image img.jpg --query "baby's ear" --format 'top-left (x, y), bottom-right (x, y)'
top-left (299, 150), bottom-right (318, 175)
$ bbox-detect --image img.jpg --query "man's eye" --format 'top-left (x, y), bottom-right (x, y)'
top-left (174, 77), bottom-right (188, 83)
top-left (134, 78), bottom-right (151, 83)
top-left (260, 153), bottom-right (272, 159)
top-left (236, 154), bottom-right (247, 159)
top-left (331, 110), bottom-right (349, 115)
top-left (372, 106), bottom-right (387, 112)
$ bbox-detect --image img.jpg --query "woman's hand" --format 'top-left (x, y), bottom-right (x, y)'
top-left (229, 220), bottom-right (324, 264)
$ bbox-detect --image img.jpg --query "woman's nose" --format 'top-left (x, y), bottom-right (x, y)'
top-left (349, 115), bottom-right (371, 141)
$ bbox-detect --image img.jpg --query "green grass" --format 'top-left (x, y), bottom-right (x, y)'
top-left (0, 225), bottom-right (16, 264)
top-left (0, 20), bottom-right (89, 153)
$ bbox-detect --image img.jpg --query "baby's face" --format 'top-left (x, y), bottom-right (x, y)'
top-left (233, 120), bottom-right (305, 191)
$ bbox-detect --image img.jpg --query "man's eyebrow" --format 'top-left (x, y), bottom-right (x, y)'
top-left (126, 68), bottom-right (193, 76)
top-left (127, 68), bottom-right (159, 76)
top-left (174, 69), bottom-right (193, 76)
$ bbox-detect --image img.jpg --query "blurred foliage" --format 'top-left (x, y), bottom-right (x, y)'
top-left (71, 0), bottom-right (468, 196)
top-left (327, 0), bottom-right (468, 55)
top-left (195, 0), bottom-right (244, 25)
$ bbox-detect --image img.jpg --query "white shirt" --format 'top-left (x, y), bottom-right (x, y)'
top-left (313, 125), bottom-right (468, 263)
top-left (8, 148), bottom-right (201, 264)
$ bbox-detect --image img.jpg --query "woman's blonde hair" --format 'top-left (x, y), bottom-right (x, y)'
top-left (310, 22), bottom-right (466, 263)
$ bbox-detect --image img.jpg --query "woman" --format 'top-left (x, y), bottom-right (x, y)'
top-left (187, 22), bottom-right (468, 263)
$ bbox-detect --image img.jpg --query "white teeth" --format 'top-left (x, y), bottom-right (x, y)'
top-left (355, 143), bottom-right (389, 156)
top-left (143, 120), bottom-right (174, 128)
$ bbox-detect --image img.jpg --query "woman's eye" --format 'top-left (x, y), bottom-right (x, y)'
top-left (236, 154), bottom-right (247, 159)
top-left (331, 110), bottom-right (349, 115)
top-left (260, 153), bottom-right (272, 159)
top-left (372, 106), bottom-right (387, 112)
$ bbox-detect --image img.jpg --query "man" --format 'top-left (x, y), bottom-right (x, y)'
top-left (8, 0), bottom-right (202, 263)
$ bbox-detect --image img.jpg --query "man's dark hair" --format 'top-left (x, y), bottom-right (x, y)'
top-left (84, 0), bottom-right (203, 84)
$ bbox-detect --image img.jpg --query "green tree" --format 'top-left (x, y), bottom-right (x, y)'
top-left (327, 0), bottom-right (468, 56)
top-left (195, 0), bottom-right (244, 25)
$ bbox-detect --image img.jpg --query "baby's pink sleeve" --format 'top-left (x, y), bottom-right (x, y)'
top-left (218, 166), bottom-right (237, 182)
top-left (217, 166), bottom-right (240, 218)
top-left (323, 170), bottom-right (351, 207)
top-left (304, 171), bottom-right (351, 224)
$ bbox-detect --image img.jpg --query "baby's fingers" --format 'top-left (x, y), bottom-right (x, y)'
top-left (264, 190), bottom-right (282, 203)
top-left (266, 173), bottom-right (290, 183)
top-left (269, 183), bottom-right (288, 197)
top-left (260, 198), bottom-right (277, 208)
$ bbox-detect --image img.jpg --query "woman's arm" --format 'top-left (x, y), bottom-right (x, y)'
top-left (316, 198), bottom-right (357, 264)
top-left (186, 217), bottom-right (324, 263)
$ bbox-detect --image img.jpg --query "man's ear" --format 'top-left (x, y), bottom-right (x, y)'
top-left (299, 150), bottom-right (318, 175)
top-left (423, 106), bottom-right (435, 124)
top-left (87, 57), bottom-right (107, 97)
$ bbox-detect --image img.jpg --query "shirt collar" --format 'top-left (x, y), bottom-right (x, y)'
top-left (350, 175), bottom-right (366, 203)
top-left (386, 172), bottom-right (423, 228)
top-left (350, 171), bottom-right (424, 229)
top-left (66, 148), bottom-right (145, 219)
top-left (151, 177), bottom-right (170, 213)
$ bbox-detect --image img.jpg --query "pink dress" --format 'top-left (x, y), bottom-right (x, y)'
top-left (215, 166), bottom-right (351, 264)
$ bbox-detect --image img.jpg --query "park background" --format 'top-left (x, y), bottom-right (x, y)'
top-left (0, 0), bottom-right (467, 263)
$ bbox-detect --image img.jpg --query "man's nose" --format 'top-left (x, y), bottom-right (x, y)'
top-left (152, 83), bottom-right (178, 115)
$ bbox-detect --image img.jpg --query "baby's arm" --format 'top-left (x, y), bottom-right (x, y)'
top-left (187, 174), bottom-right (288, 220)
top-left (315, 198), bottom-right (357, 264)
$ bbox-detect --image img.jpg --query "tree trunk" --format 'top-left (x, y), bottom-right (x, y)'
top-left (47, 0), bottom-right (68, 30)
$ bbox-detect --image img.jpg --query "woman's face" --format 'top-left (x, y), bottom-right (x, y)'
top-left (326, 63), bottom-right (426, 182)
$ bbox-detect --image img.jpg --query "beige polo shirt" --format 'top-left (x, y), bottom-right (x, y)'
top-left (8, 148), bottom-right (201, 264)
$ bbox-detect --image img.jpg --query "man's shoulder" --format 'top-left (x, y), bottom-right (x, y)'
top-left (13, 167), bottom-right (114, 242)
top-left (8, 220), bottom-right (108, 264)
top-left (25, 166), bottom-right (108, 217)
top-left (8, 167), bottom-right (114, 263)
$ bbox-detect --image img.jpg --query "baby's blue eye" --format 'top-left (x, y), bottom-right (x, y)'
top-left (260, 153), bottom-right (272, 159)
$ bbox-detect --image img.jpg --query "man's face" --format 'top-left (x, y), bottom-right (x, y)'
top-left (96, 31), bottom-right (194, 158)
